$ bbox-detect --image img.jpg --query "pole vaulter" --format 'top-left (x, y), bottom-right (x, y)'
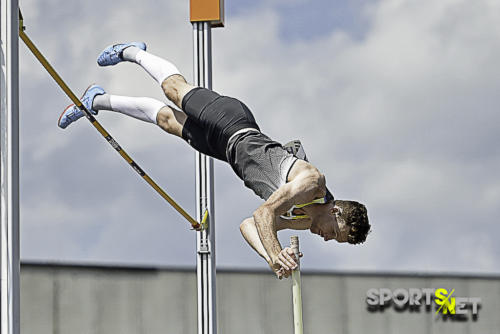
top-left (17, 0), bottom-right (372, 333)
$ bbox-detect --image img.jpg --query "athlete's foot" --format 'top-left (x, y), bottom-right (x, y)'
top-left (58, 84), bottom-right (105, 129)
top-left (97, 42), bottom-right (147, 66)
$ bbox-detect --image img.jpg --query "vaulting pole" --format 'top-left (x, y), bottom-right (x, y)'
top-left (291, 236), bottom-right (304, 334)
top-left (190, 1), bottom-right (224, 333)
top-left (0, 1), bottom-right (21, 334)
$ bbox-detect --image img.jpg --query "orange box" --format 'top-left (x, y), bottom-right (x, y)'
top-left (190, 0), bottom-right (225, 27)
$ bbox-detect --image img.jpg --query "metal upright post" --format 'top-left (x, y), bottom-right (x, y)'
top-left (193, 22), bottom-right (217, 334)
top-left (190, 1), bottom-right (223, 332)
top-left (0, 1), bottom-right (21, 334)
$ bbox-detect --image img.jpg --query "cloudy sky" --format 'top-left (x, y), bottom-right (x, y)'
top-left (18, 0), bottom-right (500, 274)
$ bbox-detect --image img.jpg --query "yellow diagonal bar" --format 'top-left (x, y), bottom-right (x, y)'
top-left (19, 14), bottom-right (202, 230)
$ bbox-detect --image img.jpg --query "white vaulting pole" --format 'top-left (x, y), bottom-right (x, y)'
top-left (291, 236), bottom-right (303, 334)
top-left (1, 1), bottom-right (21, 334)
top-left (193, 22), bottom-right (217, 334)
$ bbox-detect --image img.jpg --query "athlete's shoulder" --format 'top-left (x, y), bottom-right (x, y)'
top-left (283, 139), bottom-right (334, 201)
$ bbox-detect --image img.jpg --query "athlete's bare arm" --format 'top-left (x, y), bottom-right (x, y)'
top-left (252, 160), bottom-right (326, 274)
top-left (240, 216), bottom-right (307, 278)
top-left (240, 218), bottom-right (273, 263)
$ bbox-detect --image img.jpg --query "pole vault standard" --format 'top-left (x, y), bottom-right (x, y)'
top-left (190, 1), bottom-right (224, 333)
top-left (0, 0), bottom-right (20, 334)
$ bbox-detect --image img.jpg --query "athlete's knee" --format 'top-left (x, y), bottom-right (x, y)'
top-left (161, 74), bottom-right (188, 103)
top-left (157, 106), bottom-right (186, 137)
top-left (156, 106), bottom-right (176, 131)
top-left (156, 106), bottom-right (171, 126)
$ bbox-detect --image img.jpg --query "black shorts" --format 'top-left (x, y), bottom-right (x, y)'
top-left (181, 87), bottom-right (260, 161)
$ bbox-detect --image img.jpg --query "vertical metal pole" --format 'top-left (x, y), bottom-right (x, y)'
top-left (193, 22), bottom-right (216, 334)
top-left (1, 1), bottom-right (21, 334)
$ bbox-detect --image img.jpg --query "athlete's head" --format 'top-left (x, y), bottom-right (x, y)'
top-left (309, 200), bottom-right (370, 244)
top-left (334, 200), bottom-right (370, 244)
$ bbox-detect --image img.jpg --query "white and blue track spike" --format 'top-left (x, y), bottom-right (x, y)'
top-left (97, 42), bottom-right (146, 66)
top-left (58, 84), bottom-right (105, 129)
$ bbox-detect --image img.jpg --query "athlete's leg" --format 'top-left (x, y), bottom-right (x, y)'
top-left (120, 46), bottom-right (196, 108)
top-left (58, 84), bottom-right (186, 137)
top-left (92, 93), bottom-right (186, 136)
top-left (97, 42), bottom-right (202, 109)
top-left (58, 84), bottom-right (215, 158)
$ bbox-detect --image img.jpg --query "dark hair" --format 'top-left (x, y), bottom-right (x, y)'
top-left (334, 200), bottom-right (370, 244)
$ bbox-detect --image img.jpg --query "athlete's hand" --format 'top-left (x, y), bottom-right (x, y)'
top-left (272, 247), bottom-right (303, 279)
top-left (269, 262), bottom-right (286, 279)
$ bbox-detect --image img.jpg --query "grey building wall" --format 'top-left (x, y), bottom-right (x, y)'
top-left (20, 263), bottom-right (500, 334)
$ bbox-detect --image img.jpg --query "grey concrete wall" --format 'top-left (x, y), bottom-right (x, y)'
top-left (20, 263), bottom-right (500, 334)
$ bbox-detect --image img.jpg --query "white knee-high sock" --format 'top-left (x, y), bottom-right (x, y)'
top-left (123, 47), bottom-right (181, 85)
top-left (92, 94), bottom-right (165, 124)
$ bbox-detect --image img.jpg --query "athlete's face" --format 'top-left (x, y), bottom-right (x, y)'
top-left (308, 203), bottom-right (349, 243)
